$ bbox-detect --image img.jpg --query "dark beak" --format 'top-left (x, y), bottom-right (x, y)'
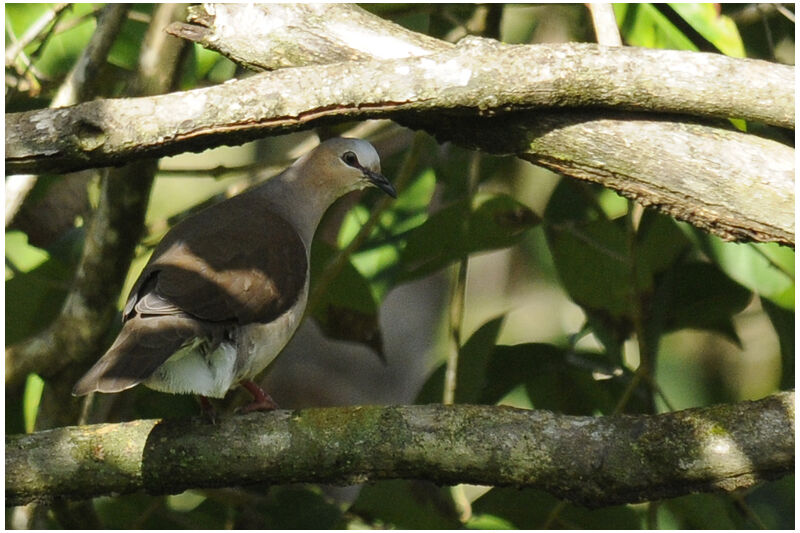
top-left (365, 169), bottom-right (397, 198)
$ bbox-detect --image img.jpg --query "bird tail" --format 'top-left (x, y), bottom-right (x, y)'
top-left (72, 314), bottom-right (203, 396)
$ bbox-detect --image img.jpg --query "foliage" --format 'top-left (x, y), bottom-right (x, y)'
top-left (5, 3), bottom-right (794, 530)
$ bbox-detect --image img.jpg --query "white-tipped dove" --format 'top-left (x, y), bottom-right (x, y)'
top-left (73, 137), bottom-right (396, 411)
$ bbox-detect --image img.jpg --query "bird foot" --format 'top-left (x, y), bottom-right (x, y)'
top-left (198, 395), bottom-right (218, 423)
top-left (238, 380), bottom-right (279, 412)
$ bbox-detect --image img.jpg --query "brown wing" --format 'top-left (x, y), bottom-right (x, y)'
top-left (72, 313), bottom-right (210, 395)
top-left (127, 194), bottom-right (308, 326)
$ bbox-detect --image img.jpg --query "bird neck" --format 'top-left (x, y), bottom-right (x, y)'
top-left (252, 165), bottom-right (338, 247)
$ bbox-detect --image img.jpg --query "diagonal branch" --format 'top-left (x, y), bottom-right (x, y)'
top-left (5, 5), bottom-right (188, 395)
top-left (6, 392), bottom-right (794, 507)
top-left (6, 37), bottom-right (792, 177)
top-left (6, 3), bottom-right (795, 249)
top-left (5, 4), bottom-right (131, 228)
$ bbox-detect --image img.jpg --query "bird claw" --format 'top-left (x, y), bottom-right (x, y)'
top-left (238, 380), bottom-right (279, 412)
top-left (199, 395), bottom-right (218, 423)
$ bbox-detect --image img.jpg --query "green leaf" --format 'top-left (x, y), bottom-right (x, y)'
top-left (483, 343), bottom-right (647, 415)
top-left (696, 233), bottom-right (794, 310)
top-left (342, 167), bottom-right (436, 299)
top-left (5, 234), bottom-right (73, 345)
top-left (311, 241), bottom-right (378, 316)
top-left (635, 210), bottom-right (691, 288)
top-left (309, 241), bottom-right (383, 355)
top-left (6, 4), bottom-right (97, 79)
top-left (350, 480), bottom-right (460, 529)
top-left (546, 215), bottom-right (631, 317)
top-left (472, 487), bottom-right (642, 529)
top-left (656, 262), bottom-right (752, 344)
top-left (669, 3), bottom-right (745, 57)
top-left (761, 298), bottom-right (794, 390)
top-left (6, 230), bottom-right (50, 277)
top-left (415, 316), bottom-right (505, 404)
top-left (400, 193), bottom-right (539, 281)
top-left (471, 193), bottom-right (542, 250)
top-left (399, 199), bottom-right (470, 280)
top-left (544, 181), bottom-right (632, 318)
top-left (417, 326), bottom-right (648, 415)
top-left (545, 187), bottom-right (689, 322)
top-left (193, 43), bottom-right (224, 80)
top-left (616, 3), bottom-right (697, 51)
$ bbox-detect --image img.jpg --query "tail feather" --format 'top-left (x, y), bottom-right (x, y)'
top-left (72, 314), bottom-right (205, 396)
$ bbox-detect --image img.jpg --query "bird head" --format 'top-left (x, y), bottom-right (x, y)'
top-left (300, 137), bottom-right (397, 199)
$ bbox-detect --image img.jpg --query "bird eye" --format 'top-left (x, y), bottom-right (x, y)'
top-left (341, 151), bottom-right (359, 167)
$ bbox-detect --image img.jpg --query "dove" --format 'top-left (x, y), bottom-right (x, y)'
top-left (73, 137), bottom-right (396, 411)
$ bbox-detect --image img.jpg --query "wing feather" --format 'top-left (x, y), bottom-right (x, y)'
top-left (128, 194), bottom-right (308, 325)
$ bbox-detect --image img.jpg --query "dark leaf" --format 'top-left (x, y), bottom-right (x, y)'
top-left (693, 231), bottom-right (794, 311)
top-left (309, 241), bottom-right (383, 357)
top-left (349, 480), bottom-right (460, 529)
top-left (400, 193), bottom-right (539, 281)
top-left (657, 261), bottom-right (752, 345)
top-left (472, 486), bottom-right (641, 529)
top-left (415, 316), bottom-right (505, 404)
top-left (761, 297), bottom-right (794, 390)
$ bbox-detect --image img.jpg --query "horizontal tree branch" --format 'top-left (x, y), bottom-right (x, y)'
top-left (5, 37), bottom-right (794, 245)
top-left (6, 38), bottom-right (792, 176)
top-left (6, 392), bottom-right (794, 508)
top-left (166, 3), bottom-right (449, 70)
top-left (415, 110), bottom-right (794, 245)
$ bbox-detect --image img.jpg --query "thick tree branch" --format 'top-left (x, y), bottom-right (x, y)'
top-left (414, 110), bottom-right (794, 245)
top-left (5, 37), bottom-right (794, 245)
top-left (166, 3), bottom-right (793, 130)
top-left (6, 38), bottom-right (792, 178)
top-left (6, 392), bottom-right (793, 508)
top-left (166, 3), bottom-right (448, 70)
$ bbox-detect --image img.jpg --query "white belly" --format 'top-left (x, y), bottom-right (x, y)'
top-left (143, 281), bottom-right (308, 398)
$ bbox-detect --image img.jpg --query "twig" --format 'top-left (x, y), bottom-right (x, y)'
top-left (587, 3), bottom-right (622, 46)
top-left (5, 4), bottom-right (131, 229)
top-left (4, 3), bottom-right (70, 67)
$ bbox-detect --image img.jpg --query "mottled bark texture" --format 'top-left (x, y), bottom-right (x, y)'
top-left (6, 5), bottom-right (794, 245)
top-left (6, 392), bottom-right (794, 507)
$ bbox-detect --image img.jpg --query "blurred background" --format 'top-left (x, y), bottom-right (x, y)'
top-left (6, 3), bottom-right (794, 529)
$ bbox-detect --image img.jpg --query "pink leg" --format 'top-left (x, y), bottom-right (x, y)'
top-left (240, 380), bottom-right (279, 412)
top-left (198, 395), bottom-right (217, 422)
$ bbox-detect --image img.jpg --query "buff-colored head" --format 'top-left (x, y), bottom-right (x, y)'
top-left (291, 137), bottom-right (396, 199)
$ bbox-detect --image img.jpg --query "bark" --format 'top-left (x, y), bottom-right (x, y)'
top-left (5, 12), bottom-right (794, 247)
top-left (6, 392), bottom-right (794, 508)
top-left (6, 38), bottom-right (792, 175)
top-left (166, 3), bottom-right (448, 70)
